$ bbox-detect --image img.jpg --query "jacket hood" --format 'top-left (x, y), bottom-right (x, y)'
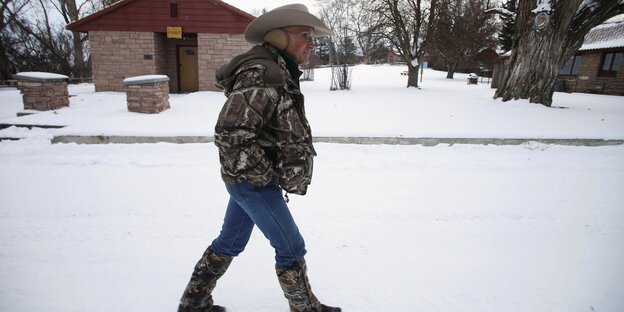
top-left (215, 44), bottom-right (284, 95)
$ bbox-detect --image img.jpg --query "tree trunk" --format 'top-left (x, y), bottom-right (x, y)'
top-left (494, 26), bottom-right (568, 106)
top-left (446, 62), bottom-right (456, 79)
top-left (494, 0), bottom-right (624, 107)
top-left (407, 64), bottom-right (419, 88)
top-left (0, 39), bottom-right (11, 80)
top-left (59, 0), bottom-right (88, 77)
top-left (0, 2), bottom-right (11, 80)
top-left (71, 30), bottom-right (86, 77)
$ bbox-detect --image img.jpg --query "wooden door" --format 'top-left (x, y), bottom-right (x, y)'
top-left (178, 46), bottom-right (199, 92)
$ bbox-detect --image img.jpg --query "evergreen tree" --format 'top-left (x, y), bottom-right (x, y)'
top-left (313, 37), bottom-right (330, 64)
top-left (498, 0), bottom-right (516, 53)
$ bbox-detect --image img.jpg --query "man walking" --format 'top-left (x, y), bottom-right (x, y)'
top-left (178, 4), bottom-right (341, 312)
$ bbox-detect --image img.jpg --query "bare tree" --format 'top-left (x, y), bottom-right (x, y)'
top-left (373, 0), bottom-right (437, 88)
top-left (318, 0), bottom-right (359, 65)
top-left (349, 0), bottom-right (386, 64)
top-left (318, 0), bottom-right (357, 90)
top-left (3, 0), bottom-right (74, 74)
top-left (426, 0), bottom-right (498, 79)
top-left (0, 0), bottom-right (118, 80)
top-left (491, 0), bottom-right (624, 107)
top-left (0, 0), bottom-right (24, 79)
top-left (52, 0), bottom-right (90, 77)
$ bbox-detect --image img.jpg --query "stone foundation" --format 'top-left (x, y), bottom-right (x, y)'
top-left (14, 72), bottom-right (70, 111)
top-left (123, 75), bottom-right (170, 113)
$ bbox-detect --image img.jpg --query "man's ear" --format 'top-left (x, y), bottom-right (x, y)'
top-left (264, 29), bottom-right (289, 50)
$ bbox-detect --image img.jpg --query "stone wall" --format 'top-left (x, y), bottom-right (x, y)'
top-left (198, 33), bottom-right (252, 91)
top-left (90, 31), bottom-right (164, 92)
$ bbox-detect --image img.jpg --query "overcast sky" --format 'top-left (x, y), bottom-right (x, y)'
top-left (223, 0), bottom-right (320, 16)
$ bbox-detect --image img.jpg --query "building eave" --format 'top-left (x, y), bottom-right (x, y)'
top-left (66, 0), bottom-right (138, 32)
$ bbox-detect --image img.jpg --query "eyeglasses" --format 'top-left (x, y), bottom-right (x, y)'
top-left (283, 30), bottom-right (314, 43)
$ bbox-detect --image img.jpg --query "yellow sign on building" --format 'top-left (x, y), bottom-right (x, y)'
top-left (167, 26), bottom-right (182, 39)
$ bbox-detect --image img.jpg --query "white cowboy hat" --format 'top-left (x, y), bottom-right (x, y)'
top-left (244, 4), bottom-right (334, 44)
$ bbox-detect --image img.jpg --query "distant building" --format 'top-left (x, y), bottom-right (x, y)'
top-left (67, 0), bottom-right (254, 93)
top-left (558, 21), bottom-right (624, 95)
top-left (387, 51), bottom-right (400, 64)
top-left (472, 48), bottom-right (499, 78)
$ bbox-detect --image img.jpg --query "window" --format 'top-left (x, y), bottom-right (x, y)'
top-left (599, 52), bottom-right (622, 77)
top-left (170, 3), bottom-right (178, 18)
top-left (560, 55), bottom-right (582, 76)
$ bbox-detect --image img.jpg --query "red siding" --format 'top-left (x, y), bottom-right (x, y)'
top-left (69, 0), bottom-right (253, 34)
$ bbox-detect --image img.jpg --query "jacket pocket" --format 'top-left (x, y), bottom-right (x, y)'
top-left (276, 144), bottom-right (314, 195)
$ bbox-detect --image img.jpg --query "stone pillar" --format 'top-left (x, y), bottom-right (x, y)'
top-left (13, 72), bottom-right (70, 111)
top-left (122, 75), bottom-right (170, 113)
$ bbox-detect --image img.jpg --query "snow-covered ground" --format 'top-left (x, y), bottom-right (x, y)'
top-left (1, 141), bottom-right (623, 312)
top-left (1, 65), bottom-right (623, 139)
top-left (1, 66), bottom-right (623, 311)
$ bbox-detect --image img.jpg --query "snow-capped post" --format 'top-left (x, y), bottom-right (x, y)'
top-left (13, 72), bottom-right (70, 111)
top-left (467, 73), bottom-right (479, 85)
top-left (122, 75), bottom-right (170, 114)
top-left (490, 0), bottom-right (624, 107)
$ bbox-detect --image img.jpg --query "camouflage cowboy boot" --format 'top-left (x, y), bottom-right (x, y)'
top-left (178, 246), bottom-right (233, 312)
top-left (276, 258), bottom-right (341, 312)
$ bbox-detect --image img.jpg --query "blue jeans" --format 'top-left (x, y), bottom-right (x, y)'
top-left (211, 182), bottom-right (307, 268)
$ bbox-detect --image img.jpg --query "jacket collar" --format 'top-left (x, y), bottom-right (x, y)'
top-left (263, 43), bottom-right (302, 91)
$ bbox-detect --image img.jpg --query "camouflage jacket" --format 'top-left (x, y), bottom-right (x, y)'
top-left (214, 43), bottom-right (316, 195)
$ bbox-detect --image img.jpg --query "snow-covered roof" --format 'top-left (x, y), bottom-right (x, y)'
top-left (579, 21), bottom-right (624, 51)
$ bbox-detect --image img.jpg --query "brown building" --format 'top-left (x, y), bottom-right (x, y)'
top-left (558, 21), bottom-right (624, 95)
top-left (67, 0), bottom-right (255, 93)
